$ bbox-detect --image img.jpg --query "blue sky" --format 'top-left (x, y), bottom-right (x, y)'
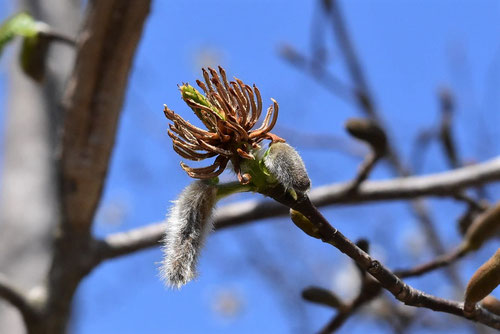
top-left (2, 1), bottom-right (500, 333)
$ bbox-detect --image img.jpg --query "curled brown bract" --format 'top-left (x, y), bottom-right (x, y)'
top-left (164, 66), bottom-right (285, 181)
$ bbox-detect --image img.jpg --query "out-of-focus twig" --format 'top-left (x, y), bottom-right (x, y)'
top-left (0, 274), bottom-right (38, 326)
top-left (319, 277), bottom-right (381, 333)
top-left (395, 246), bottom-right (469, 279)
top-left (279, 44), bottom-right (354, 103)
top-left (321, 0), bottom-right (463, 289)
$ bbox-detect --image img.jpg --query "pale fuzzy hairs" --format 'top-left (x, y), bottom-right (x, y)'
top-left (160, 180), bottom-right (218, 288)
top-left (264, 142), bottom-right (311, 194)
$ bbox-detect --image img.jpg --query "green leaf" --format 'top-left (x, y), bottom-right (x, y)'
top-left (180, 84), bottom-right (225, 126)
top-left (20, 33), bottom-right (50, 82)
top-left (0, 12), bottom-right (38, 56)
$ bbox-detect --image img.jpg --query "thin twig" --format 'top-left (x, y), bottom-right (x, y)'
top-left (279, 193), bottom-right (500, 330)
top-left (338, 152), bottom-right (380, 195)
top-left (395, 246), bottom-right (469, 279)
top-left (279, 44), bottom-right (354, 103)
top-left (319, 277), bottom-right (381, 333)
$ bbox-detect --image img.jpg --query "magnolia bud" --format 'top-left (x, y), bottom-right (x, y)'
top-left (464, 248), bottom-right (500, 307)
top-left (263, 142), bottom-right (310, 196)
top-left (481, 295), bottom-right (500, 316)
top-left (160, 181), bottom-right (217, 288)
top-left (463, 201), bottom-right (500, 251)
top-left (302, 286), bottom-right (344, 309)
top-left (345, 118), bottom-right (387, 155)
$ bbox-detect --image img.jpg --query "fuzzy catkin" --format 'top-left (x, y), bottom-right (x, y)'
top-left (160, 181), bottom-right (217, 288)
top-left (264, 142), bottom-right (311, 194)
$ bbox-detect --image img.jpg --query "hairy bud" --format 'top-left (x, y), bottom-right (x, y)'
top-left (463, 201), bottom-right (500, 251)
top-left (345, 118), bottom-right (387, 155)
top-left (160, 181), bottom-right (218, 288)
top-left (464, 248), bottom-right (500, 308)
top-left (263, 142), bottom-right (311, 196)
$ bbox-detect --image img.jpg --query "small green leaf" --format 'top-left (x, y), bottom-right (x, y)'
top-left (180, 84), bottom-right (225, 127)
top-left (290, 209), bottom-right (320, 238)
top-left (0, 12), bottom-right (38, 56)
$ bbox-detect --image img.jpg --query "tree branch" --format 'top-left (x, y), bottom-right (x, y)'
top-left (284, 194), bottom-right (500, 330)
top-left (0, 274), bottom-right (38, 324)
top-left (95, 155), bottom-right (500, 261)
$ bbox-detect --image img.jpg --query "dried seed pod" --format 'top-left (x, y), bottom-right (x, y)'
top-left (345, 118), bottom-right (387, 155)
top-left (160, 181), bottom-right (218, 288)
top-left (463, 201), bottom-right (500, 251)
top-left (464, 248), bottom-right (500, 307)
top-left (290, 209), bottom-right (320, 239)
top-left (264, 142), bottom-right (311, 195)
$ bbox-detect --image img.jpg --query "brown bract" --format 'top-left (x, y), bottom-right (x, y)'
top-left (164, 66), bottom-right (284, 183)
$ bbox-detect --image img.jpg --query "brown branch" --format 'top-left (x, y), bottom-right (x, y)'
top-left (338, 152), bottom-right (380, 195)
top-left (60, 0), bottom-right (151, 231)
top-left (281, 193), bottom-right (500, 330)
top-left (0, 273), bottom-right (38, 324)
top-left (95, 155), bottom-right (500, 261)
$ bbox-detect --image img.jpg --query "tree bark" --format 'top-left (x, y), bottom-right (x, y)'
top-left (0, 0), bottom-right (80, 332)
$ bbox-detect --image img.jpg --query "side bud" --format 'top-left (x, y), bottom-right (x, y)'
top-left (464, 248), bottom-right (500, 310)
top-left (462, 201), bottom-right (500, 251)
top-left (345, 118), bottom-right (387, 155)
top-left (160, 180), bottom-right (218, 288)
top-left (263, 142), bottom-right (311, 197)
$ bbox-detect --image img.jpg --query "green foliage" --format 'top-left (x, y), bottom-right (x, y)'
top-left (0, 12), bottom-right (52, 82)
top-left (0, 12), bottom-right (38, 56)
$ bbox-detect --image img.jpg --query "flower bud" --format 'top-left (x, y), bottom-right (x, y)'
top-left (302, 286), bottom-right (344, 309)
top-left (462, 201), bottom-right (500, 251)
top-left (464, 248), bottom-right (500, 307)
top-left (345, 118), bottom-right (387, 155)
top-left (263, 142), bottom-right (310, 196)
top-left (160, 181), bottom-right (218, 288)
top-left (290, 209), bottom-right (320, 239)
top-left (481, 295), bottom-right (500, 316)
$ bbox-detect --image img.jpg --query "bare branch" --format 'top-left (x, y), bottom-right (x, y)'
top-left (283, 194), bottom-right (500, 330)
top-left (96, 155), bottom-right (500, 261)
top-left (0, 273), bottom-right (38, 324)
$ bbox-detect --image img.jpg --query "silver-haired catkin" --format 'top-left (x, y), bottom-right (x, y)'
top-left (263, 142), bottom-right (311, 194)
top-left (160, 181), bottom-right (218, 288)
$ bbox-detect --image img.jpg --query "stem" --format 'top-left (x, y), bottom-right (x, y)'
top-left (265, 189), bottom-right (500, 330)
top-left (216, 181), bottom-right (253, 200)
